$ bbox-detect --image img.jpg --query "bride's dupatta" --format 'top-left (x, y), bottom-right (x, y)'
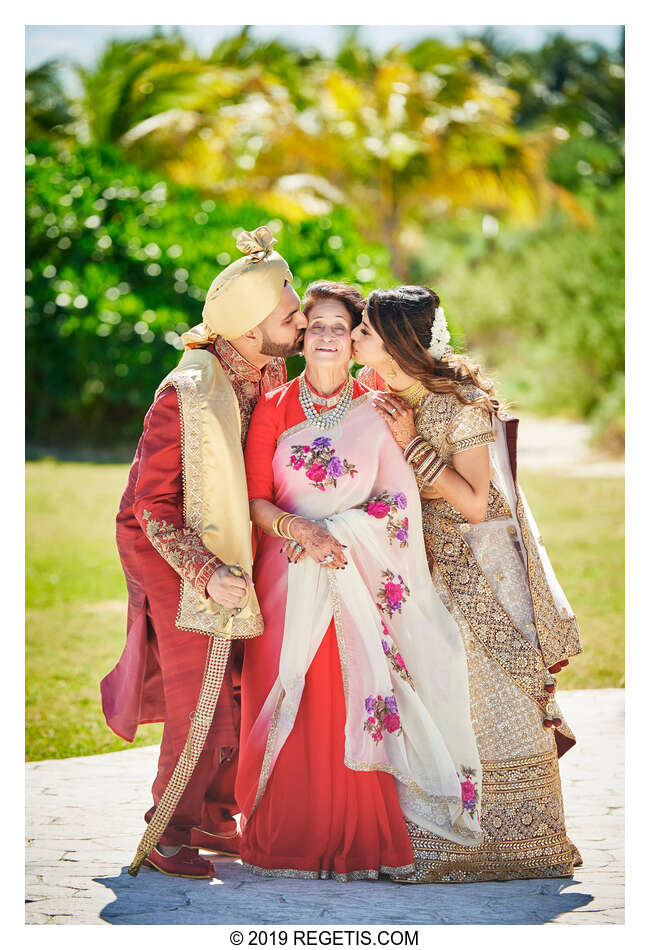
top-left (243, 392), bottom-right (483, 846)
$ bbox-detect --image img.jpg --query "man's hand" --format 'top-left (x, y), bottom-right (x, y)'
top-left (207, 565), bottom-right (250, 608)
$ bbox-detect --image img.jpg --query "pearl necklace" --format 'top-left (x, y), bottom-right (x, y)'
top-left (298, 372), bottom-right (354, 432)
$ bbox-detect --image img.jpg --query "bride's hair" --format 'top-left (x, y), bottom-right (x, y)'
top-left (303, 281), bottom-right (365, 328)
top-left (367, 285), bottom-right (498, 413)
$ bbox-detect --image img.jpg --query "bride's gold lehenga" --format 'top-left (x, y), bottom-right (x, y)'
top-left (359, 368), bottom-right (583, 882)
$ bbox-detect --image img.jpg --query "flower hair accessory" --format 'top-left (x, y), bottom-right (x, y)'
top-left (427, 306), bottom-right (451, 360)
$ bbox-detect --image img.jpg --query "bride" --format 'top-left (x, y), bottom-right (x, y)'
top-left (352, 284), bottom-right (582, 882)
top-left (234, 280), bottom-right (483, 881)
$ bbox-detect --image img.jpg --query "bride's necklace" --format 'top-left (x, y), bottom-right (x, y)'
top-left (298, 372), bottom-right (354, 434)
top-left (389, 380), bottom-right (428, 413)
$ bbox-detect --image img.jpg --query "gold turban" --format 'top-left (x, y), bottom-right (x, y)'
top-left (200, 226), bottom-right (293, 341)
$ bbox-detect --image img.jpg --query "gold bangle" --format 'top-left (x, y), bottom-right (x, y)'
top-left (278, 513), bottom-right (291, 535)
top-left (272, 512), bottom-right (290, 537)
top-left (281, 515), bottom-right (300, 540)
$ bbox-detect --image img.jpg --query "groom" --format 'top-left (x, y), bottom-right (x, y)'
top-left (101, 226), bottom-right (306, 878)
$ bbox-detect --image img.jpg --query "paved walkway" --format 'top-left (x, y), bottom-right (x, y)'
top-left (25, 688), bottom-right (623, 925)
top-left (516, 414), bottom-right (623, 478)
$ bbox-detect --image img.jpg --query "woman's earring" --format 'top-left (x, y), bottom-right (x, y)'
top-left (387, 357), bottom-right (398, 379)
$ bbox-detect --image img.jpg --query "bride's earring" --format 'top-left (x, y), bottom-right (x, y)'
top-left (386, 357), bottom-right (398, 379)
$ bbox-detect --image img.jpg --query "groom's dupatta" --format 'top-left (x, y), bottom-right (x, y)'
top-left (244, 396), bottom-right (484, 847)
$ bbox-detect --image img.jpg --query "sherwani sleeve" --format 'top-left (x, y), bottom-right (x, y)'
top-left (133, 386), bottom-right (222, 596)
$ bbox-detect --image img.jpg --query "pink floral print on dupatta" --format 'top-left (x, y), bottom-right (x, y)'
top-left (363, 693), bottom-right (403, 744)
top-left (362, 491), bottom-right (409, 547)
top-left (287, 436), bottom-right (357, 492)
top-left (377, 569), bottom-right (411, 618)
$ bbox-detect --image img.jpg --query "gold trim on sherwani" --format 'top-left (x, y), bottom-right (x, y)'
top-left (128, 345), bottom-right (266, 876)
top-left (155, 346), bottom-right (263, 641)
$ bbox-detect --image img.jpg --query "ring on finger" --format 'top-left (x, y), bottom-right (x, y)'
top-left (320, 553), bottom-right (334, 565)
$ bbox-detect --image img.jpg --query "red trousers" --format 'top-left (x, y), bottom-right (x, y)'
top-left (144, 602), bottom-right (242, 847)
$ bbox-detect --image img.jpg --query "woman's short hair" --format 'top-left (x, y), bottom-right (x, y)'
top-left (302, 281), bottom-right (366, 329)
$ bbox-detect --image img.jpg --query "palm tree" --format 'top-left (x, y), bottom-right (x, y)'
top-left (25, 61), bottom-right (74, 140)
top-left (226, 38), bottom-right (589, 276)
top-left (28, 31), bottom-right (594, 279)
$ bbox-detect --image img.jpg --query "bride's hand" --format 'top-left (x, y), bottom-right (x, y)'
top-left (287, 517), bottom-right (348, 569)
top-left (372, 394), bottom-right (417, 449)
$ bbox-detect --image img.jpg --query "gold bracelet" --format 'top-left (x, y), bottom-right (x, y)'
top-left (272, 513), bottom-right (285, 537)
top-left (273, 512), bottom-right (292, 537)
top-left (281, 515), bottom-right (300, 540)
top-left (273, 512), bottom-right (297, 539)
top-left (275, 513), bottom-right (290, 537)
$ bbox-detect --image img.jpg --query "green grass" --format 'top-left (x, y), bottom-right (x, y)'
top-left (26, 461), bottom-right (624, 761)
top-left (519, 471), bottom-right (624, 691)
top-left (26, 461), bottom-right (163, 761)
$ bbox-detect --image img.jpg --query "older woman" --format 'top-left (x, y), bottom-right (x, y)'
top-left (235, 281), bottom-right (483, 881)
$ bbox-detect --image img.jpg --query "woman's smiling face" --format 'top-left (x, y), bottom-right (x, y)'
top-left (303, 298), bottom-right (353, 369)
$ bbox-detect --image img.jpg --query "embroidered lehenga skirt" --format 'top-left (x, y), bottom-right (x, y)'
top-left (400, 497), bottom-right (583, 883)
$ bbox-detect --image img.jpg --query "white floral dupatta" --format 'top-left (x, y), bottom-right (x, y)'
top-left (248, 394), bottom-right (483, 846)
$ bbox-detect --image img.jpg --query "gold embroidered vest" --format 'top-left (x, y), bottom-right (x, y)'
top-left (157, 347), bottom-right (263, 640)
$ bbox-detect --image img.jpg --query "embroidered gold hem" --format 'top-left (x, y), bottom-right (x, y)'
top-left (242, 861), bottom-right (415, 882)
top-left (251, 688), bottom-right (285, 814)
top-left (396, 860), bottom-right (576, 884)
top-left (448, 430), bottom-right (495, 454)
top-left (400, 749), bottom-right (582, 884)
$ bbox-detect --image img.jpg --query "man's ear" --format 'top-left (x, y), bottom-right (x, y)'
top-left (242, 326), bottom-right (261, 343)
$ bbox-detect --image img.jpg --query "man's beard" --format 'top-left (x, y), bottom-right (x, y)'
top-left (259, 327), bottom-right (304, 358)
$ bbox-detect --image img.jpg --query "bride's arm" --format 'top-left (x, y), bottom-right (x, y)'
top-left (424, 446), bottom-right (490, 523)
top-left (373, 393), bottom-right (490, 524)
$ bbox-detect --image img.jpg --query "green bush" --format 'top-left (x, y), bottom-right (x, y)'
top-left (26, 141), bottom-right (396, 449)
top-left (414, 183), bottom-right (624, 449)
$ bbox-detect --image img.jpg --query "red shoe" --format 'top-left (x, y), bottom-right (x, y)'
top-left (189, 826), bottom-right (241, 856)
top-left (143, 845), bottom-right (214, 879)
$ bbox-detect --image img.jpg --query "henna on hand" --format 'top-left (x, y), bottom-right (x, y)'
top-left (372, 395), bottom-right (417, 449)
top-left (292, 518), bottom-right (348, 569)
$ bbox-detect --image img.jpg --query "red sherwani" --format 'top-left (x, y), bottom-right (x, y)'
top-left (101, 337), bottom-right (285, 846)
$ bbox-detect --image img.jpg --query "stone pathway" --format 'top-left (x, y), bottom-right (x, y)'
top-left (517, 414), bottom-right (623, 477)
top-left (25, 688), bottom-right (623, 925)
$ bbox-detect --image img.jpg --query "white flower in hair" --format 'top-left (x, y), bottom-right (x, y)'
top-left (427, 306), bottom-right (451, 360)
